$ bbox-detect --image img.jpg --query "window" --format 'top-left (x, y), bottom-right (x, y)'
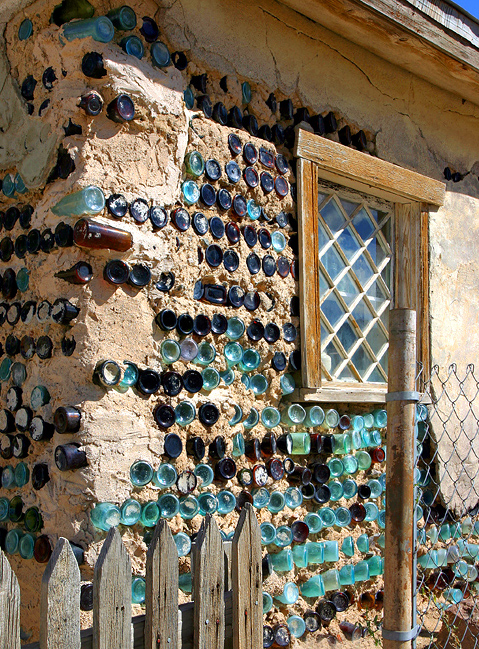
top-left (295, 128), bottom-right (445, 402)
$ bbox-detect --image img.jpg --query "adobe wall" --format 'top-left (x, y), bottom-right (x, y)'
top-left (0, 0), bottom-right (477, 644)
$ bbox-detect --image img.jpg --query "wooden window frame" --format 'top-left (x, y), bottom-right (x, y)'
top-left (294, 128), bottom-right (445, 403)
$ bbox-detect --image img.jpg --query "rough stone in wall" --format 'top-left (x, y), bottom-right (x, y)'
top-left (0, 1), bottom-right (388, 644)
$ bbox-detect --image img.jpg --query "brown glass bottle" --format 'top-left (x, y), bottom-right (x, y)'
top-left (73, 219), bottom-right (133, 251)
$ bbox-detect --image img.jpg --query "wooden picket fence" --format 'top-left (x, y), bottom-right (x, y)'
top-left (0, 505), bottom-right (263, 649)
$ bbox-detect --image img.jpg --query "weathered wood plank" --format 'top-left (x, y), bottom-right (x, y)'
top-left (40, 538), bottom-right (81, 649)
top-left (287, 385), bottom-right (387, 403)
top-left (145, 520), bottom-right (178, 649)
top-left (295, 129), bottom-right (445, 207)
top-left (192, 515), bottom-right (225, 649)
top-left (231, 505), bottom-right (262, 649)
top-left (297, 157), bottom-right (321, 388)
top-left (0, 549), bottom-right (21, 649)
top-left (394, 202), bottom-right (421, 311)
top-left (419, 207), bottom-right (430, 387)
top-left (223, 541), bottom-right (232, 592)
top-left (93, 528), bottom-right (132, 649)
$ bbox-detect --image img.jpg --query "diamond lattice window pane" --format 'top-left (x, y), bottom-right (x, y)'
top-left (336, 319), bottom-right (359, 353)
top-left (381, 264), bottom-right (391, 290)
top-left (352, 299), bottom-right (374, 330)
top-left (320, 244), bottom-right (347, 281)
top-left (338, 364), bottom-right (356, 381)
top-left (352, 254), bottom-right (375, 288)
top-left (320, 198), bottom-right (346, 234)
top-left (340, 198), bottom-right (360, 217)
top-left (380, 307), bottom-right (389, 330)
top-left (368, 367), bottom-right (386, 383)
top-left (351, 344), bottom-right (375, 377)
top-left (322, 292), bottom-right (347, 329)
top-left (323, 341), bottom-right (342, 374)
top-left (337, 272), bottom-right (360, 307)
top-left (367, 236), bottom-right (390, 269)
top-left (366, 322), bottom-right (388, 356)
top-left (319, 268), bottom-right (329, 294)
top-left (366, 279), bottom-right (390, 311)
top-left (317, 184), bottom-right (393, 384)
top-left (352, 208), bottom-right (376, 240)
top-left (318, 220), bottom-right (330, 251)
top-left (337, 226), bottom-right (362, 261)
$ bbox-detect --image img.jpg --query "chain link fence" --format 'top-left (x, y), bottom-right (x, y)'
top-left (414, 364), bottom-right (479, 649)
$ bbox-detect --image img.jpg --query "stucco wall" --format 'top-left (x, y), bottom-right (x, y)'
top-left (0, 0), bottom-right (477, 644)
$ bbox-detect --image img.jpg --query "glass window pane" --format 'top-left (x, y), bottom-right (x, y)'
top-left (319, 268), bottom-right (329, 295)
top-left (323, 341), bottom-right (343, 375)
top-left (318, 220), bottom-right (330, 251)
top-left (336, 272), bottom-right (360, 307)
top-left (321, 321), bottom-right (329, 342)
top-left (322, 292), bottom-right (346, 329)
top-left (352, 254), bottom-right (375, 288)
top-left (367, 237), bottom-right (390, 269)
top-left (338, 364), bottom-right (356, 381)
top-left (320, 198), bottom-right (346, 234)
top-left (352, 299), bottom-right (374, 330)
top-left (366, 279), bottom-right (389, 313)
top-left (370, 208), bottom-right (388, 224)
top-left (337, 226), bottom-right (362, 261)
top-left (366, 322), bottom-right (388, 356)
top-left (316, 187), bottom-right (393, 386)
top-left (380, 350), bottom-right (388, 373)
top-left (340, 198), bottom-right (360, 217)
top-left (318, 192), bottom-right (328, 207)
top-left (352, 208), bottom-right (375, 241)
top-left (351, 344), bottom-right (374, 378)
top-left (368, 367), bottom-right (386, 383)
top-left (380, 307), bottom-right (389, 330)
top-left (336, 320), bottom-right (359, 353)
top-left (321, 244), bottom-right (347, 281)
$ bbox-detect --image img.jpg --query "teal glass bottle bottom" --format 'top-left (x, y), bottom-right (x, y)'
top-left (304, 513), bottom-right (322, 534)
top-left (261, 522), bottom-right (277, 545)
top-left (198, 493), bottom-right (218, 515)
top-left (90, 503), bottom-right (121, 531)
top-left (179, 496), bottom-right (199, 520)
top-left (173, 532), bottom-right (192, 557)
top-left (130, 460), bottom-right (154, 487)
top-left (158, 494), bottom-right (180, 519)
top-left (141, 502), bottom-right (160, 527)
top-left (263, 592), bottom-right (273, 613)
top-left (252, 488), bottom-right (270, 509)
top-left (194, 464), bottom-right (214, 487)
top-left (132, 577), bottom-right (146, 603)
top-left (217, 491), bottom-right (236, 514)
top-left (120, 499), bottom-right (141, 525)
top-left (287, 615), bottom-right (306, 638)
top-left (268, 491), bottom-right (285, 513)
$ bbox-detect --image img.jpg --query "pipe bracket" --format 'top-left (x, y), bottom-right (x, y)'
top-left (385, 390), bottom-right (422, 403)
top-left (382, 625), bottom-right (421, 641)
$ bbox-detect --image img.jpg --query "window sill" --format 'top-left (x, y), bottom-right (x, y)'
top-left (284, 384), bottom-right (387, 404)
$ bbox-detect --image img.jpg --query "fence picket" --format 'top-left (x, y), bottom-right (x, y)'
top-left (192, 514), bottom-right (225, 649)
top-left (0, 549), bottom-right (21, 649)
top-left (93, 527), bottom-right (132, 649)
top-left (145, 520), bottom-right (179, 649)
top-left (231, 504), bottom-right (262, 649)
top-left (40, 538), bottom-right (81, 649)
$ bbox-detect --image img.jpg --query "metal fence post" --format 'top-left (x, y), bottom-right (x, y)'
top-left (383, 309), bottom-right (417, 649)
